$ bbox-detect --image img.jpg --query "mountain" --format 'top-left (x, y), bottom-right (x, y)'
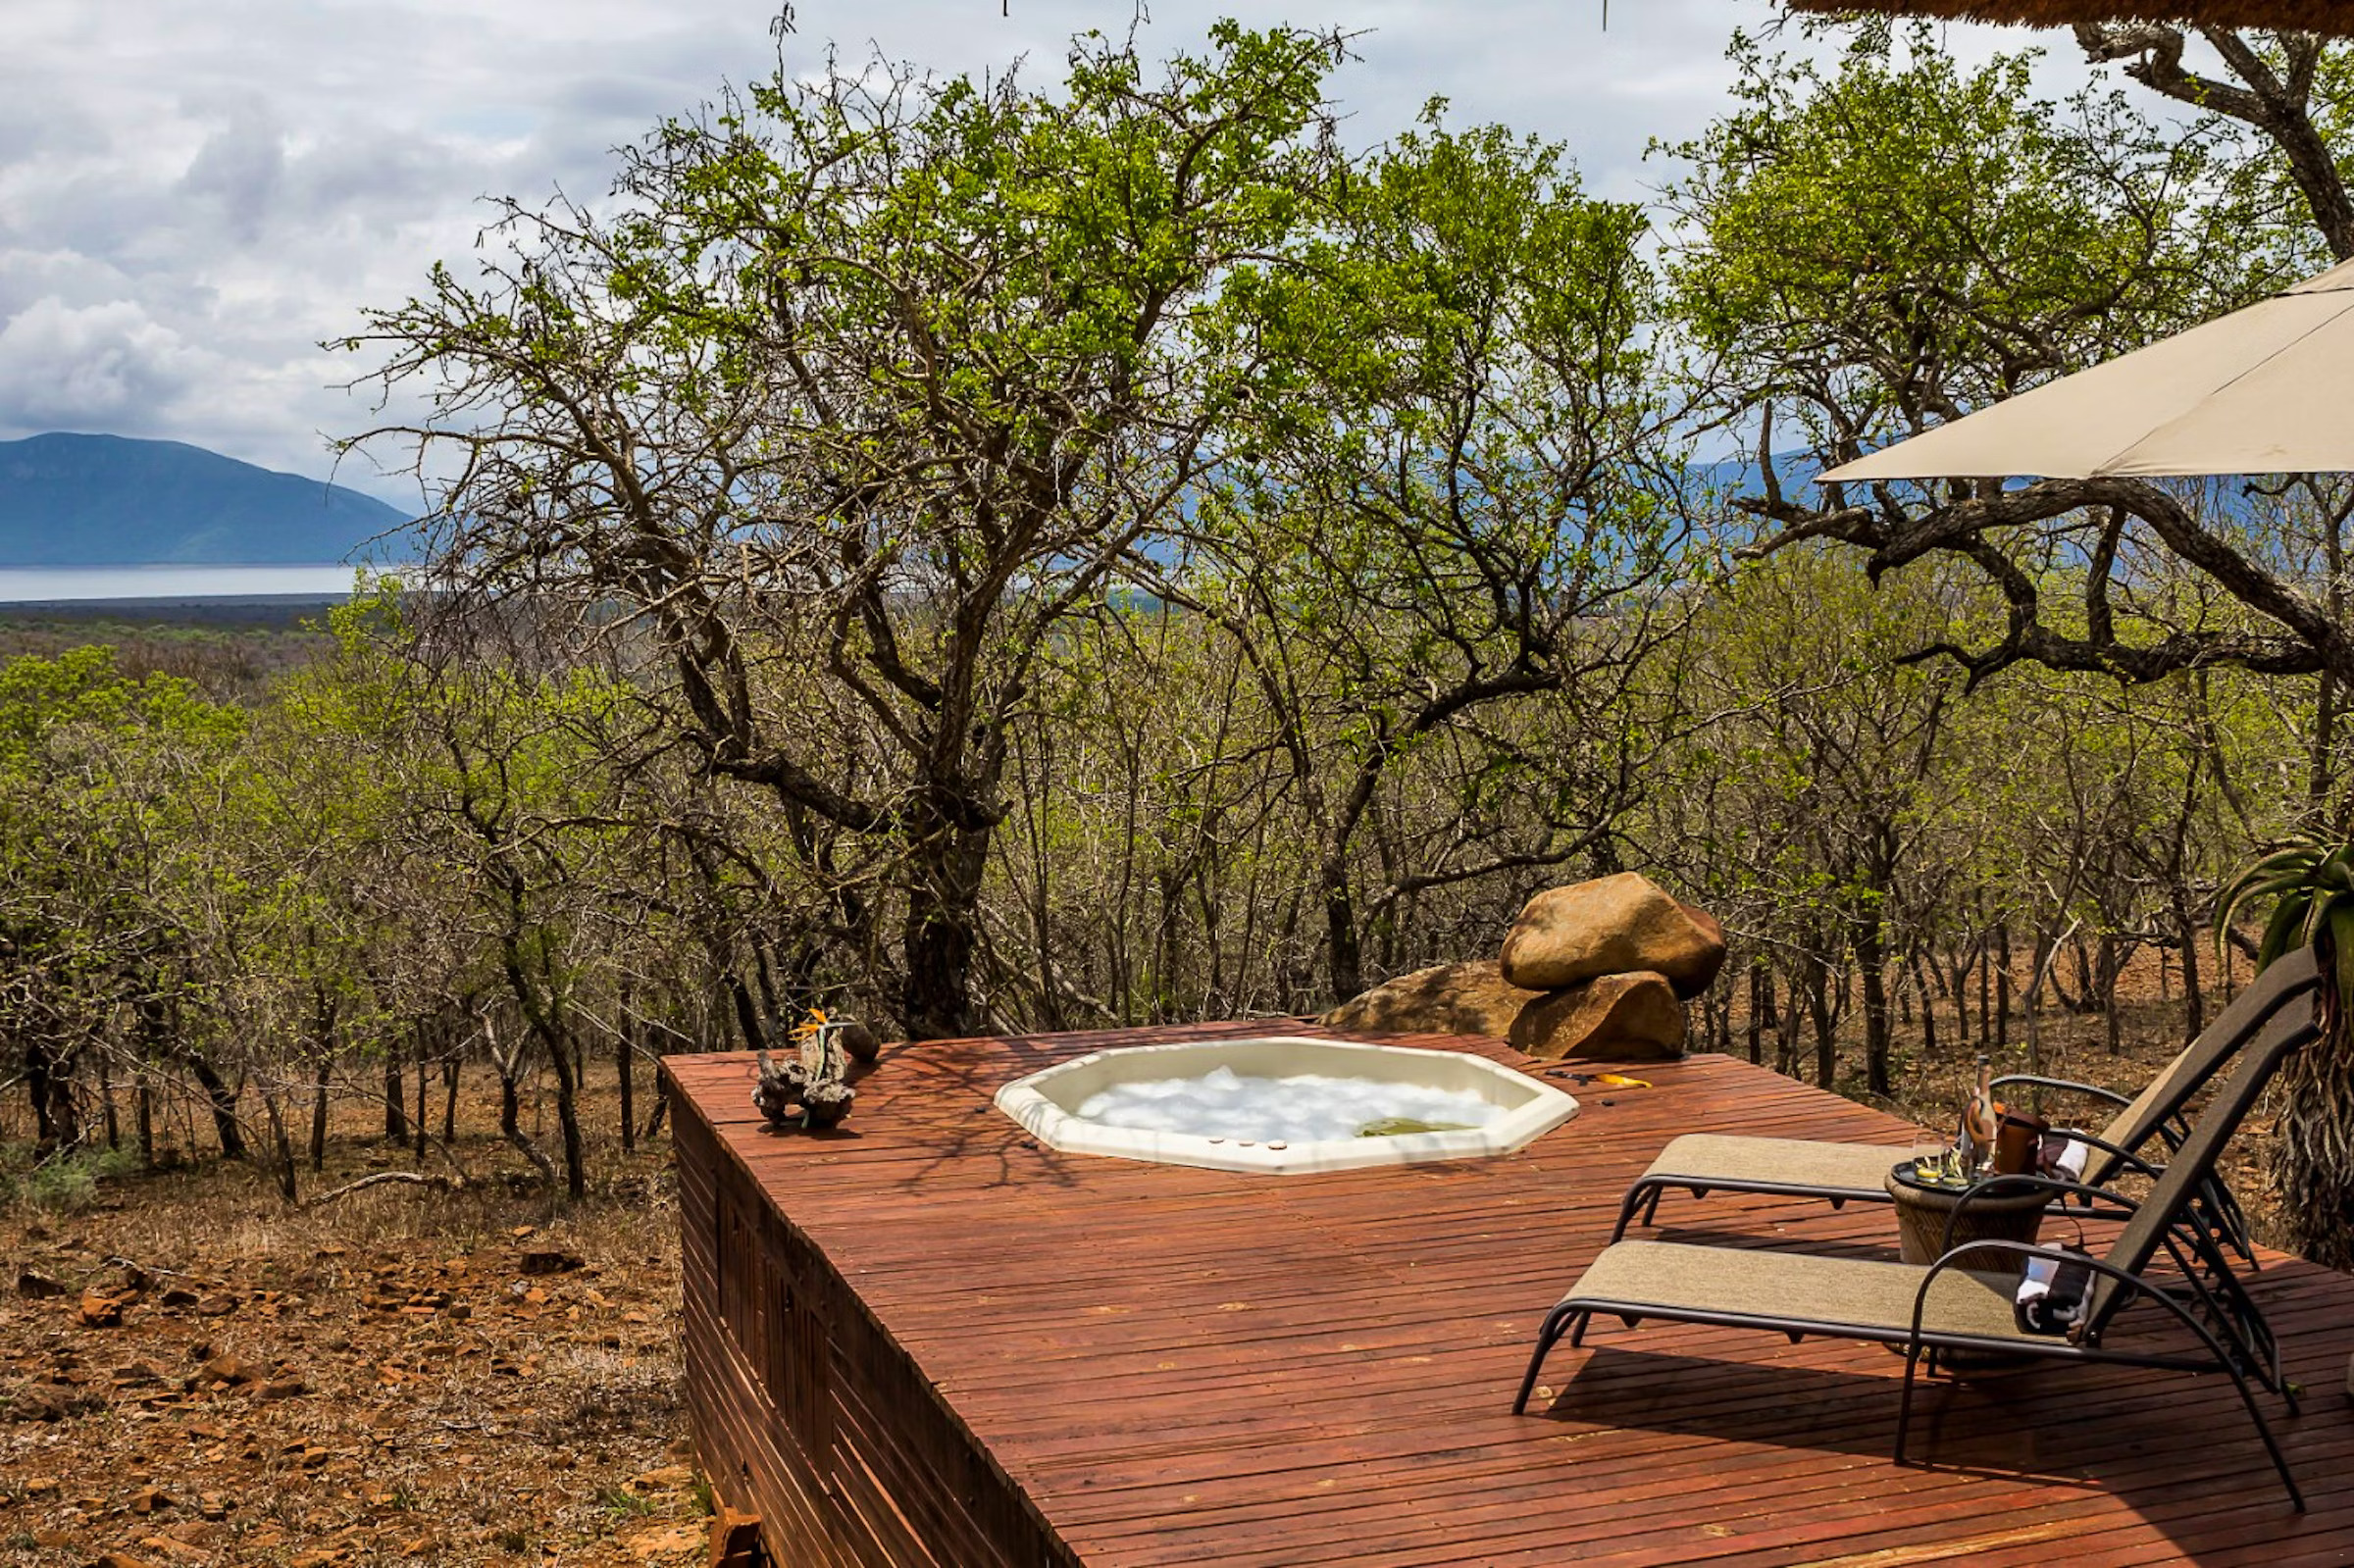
top-left (0, 432), bottom-right (414, 567)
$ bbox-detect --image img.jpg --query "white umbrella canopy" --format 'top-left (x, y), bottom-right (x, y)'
top-left (1818, 255), bottom-right (2354, 482)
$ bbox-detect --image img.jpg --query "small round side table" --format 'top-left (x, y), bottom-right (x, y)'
top-left (1885, 1159), bottom-right (2049, 1276)
top-left (1884, 1160), bottom-right (2049, 1376)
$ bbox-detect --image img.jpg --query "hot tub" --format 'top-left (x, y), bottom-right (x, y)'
top-left (993, 1036), bottom-right (1578, 1174)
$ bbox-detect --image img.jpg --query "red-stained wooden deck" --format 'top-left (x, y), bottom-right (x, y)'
top-left (665, 1022), bottom-right (2354, 1568)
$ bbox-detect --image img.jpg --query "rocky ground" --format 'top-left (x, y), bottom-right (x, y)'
top-left (0, 1109), bottom-right (701, 1568)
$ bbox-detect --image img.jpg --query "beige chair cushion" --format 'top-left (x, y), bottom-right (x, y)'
top-left (1639, 1133), bottom-right (1907, 1196)
top-left (1567, 1239), bottom-right (2034, 1343)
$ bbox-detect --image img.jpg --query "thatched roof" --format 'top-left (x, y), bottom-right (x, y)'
top-left (1781, 0), bottom-right (2354, 29)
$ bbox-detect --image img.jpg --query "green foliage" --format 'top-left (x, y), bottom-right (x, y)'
top-left (2218, 833), bottom-right (2354, 1012)
top-left (1663, 25), bottom-right (2264, 453)
top-left (597, 1485), bottom-right (657, 1520)
top-left (11, 1141), bottom-right (140, 1211)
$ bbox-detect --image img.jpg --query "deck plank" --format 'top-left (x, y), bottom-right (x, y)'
top-left (665, 1024), bottom-right (2354, 1567)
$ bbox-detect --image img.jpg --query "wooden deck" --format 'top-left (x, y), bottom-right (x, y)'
top-left (664, 1022), bottom-right (2354, 1568)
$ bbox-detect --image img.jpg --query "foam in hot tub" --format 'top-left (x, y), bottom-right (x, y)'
top-left (1074, 1065), bottom-right (1506, 1144)
top-left (996, 1036), bottom-right (1577, 1175)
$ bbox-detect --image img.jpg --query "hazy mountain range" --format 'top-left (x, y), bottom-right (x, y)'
top-left (0, 432), bottom-right (413, 567)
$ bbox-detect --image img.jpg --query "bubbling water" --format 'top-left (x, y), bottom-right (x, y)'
top-left (1072, 1065), bottom-right (1505, 1144)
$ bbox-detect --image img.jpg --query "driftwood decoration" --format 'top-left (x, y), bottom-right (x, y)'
top-left (752, 1013), bottom-right (864, 1132)
top-left (1781, 0), bottom-right (2354, 30)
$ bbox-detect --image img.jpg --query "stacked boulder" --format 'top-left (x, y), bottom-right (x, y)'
top-left (1319, 872), bottom-right (1724, 1061)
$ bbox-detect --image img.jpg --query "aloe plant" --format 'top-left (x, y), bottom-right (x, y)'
top-left (2216, 835), bottom-right (2354, 1015)
top-left (2216, 832), bottom-right (2354, 1270)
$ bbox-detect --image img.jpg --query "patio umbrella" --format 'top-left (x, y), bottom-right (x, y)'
top-left (1818, 255), bottom-right (2354, 482)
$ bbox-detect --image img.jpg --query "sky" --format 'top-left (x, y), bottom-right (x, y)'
top-left (0, 0), bottom-right (2078, 506)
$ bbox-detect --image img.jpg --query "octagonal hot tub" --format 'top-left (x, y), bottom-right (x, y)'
top-left (994, 1036), bottom-right (1578, 1175)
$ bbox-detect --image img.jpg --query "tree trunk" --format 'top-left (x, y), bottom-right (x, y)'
top-left (2314, 500), bottom-right (2348, 814)
top-left (496, 1056), bottom-right (555, 1185)
top-left (308, 990), bottom-right (336, 1171)
top-left (98, 1052), bottom-right (119, 1149)
top-left (900, 811), bottom-right (992, 1040)
top-left (134, 1076), bottom-right (154, 1170)
top-left (263, 1093), bottom-right (298, 1203)
top-left (1909, 949), bottom-right (1939, 1057)
top-left (499, 959), bottom-right (587, 1199)
top-left (309, 1055), bottom-right (331, 1172)
top-left (1746, 960), bottom-right (1768, 1065)
top-left (1856, 919), bottom-right (1892, 1096)
top-left (1948, 946), bottom-right (1972, 1048)
top-left (726, 972), bottom-right (767, 1054)
top-left (180, 1051), bottom-right (245, 1159)
top-left (2098, 934), bottom-right (2123, 1054)
top-left (25, 1038), bottom-right (76, 1152)
top-left (1321, 856), bottom-right (1365, 1007)
top-left (2176, 889), bottom-right (2207, 1037)
top-left (546, 1024), bottom-right (587, 1201)
top-left (1995, 922), bottom-right (2013, 1051)
top-left (1776, 968), bottom-right (1803, 1078)
top-left (2274, 991), bottom-right (2354, 1269)
top-left (1806, 953), bottom-right (1837, 1089)
top-left (617, 1012), bottom-right (637, 1155)
top-left (384, 1047), bottom-right (409, 1144)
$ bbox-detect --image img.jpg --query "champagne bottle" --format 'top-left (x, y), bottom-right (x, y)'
top-left (1962, 1051), bottom-right (2001, 1172)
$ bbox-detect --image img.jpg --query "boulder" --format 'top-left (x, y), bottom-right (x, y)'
top-left (1508, 971), bottom-right (1687, 1061)
top-left (1320, 959), bottom-right (1687, 1062)
top-left (1499, 873), bottom-right (1726, 997)
top-left (1319, 960), bottom-right (1538, 1038)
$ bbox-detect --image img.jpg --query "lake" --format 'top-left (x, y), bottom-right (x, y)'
top-left (0, 566), bottom-right (399, 603)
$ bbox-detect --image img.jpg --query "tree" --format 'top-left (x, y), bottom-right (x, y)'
top-left (1155, 110), bottom-right (1694, 1001)
top-left (2074, 23), bottom-right (2353, 267)
top-left (1672, 29), bottom-right (2330, 690)
top-left (0, 647), bottom-right (245, 1160)
top-left (352, 24), bottom-right (1350, 1039)
top-left (1674, 23), bottom-right (2354, 1261)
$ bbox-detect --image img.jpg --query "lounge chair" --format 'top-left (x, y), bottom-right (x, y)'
top-left (1609, 943), bottom-right (2322, 1256)
top-left (1511, 1002), bottom-right (2322, 1506)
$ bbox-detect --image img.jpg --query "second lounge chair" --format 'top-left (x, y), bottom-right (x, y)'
top-left (1609, 943), bottom-right (2321, 1249)
top-left (1512, 1001), bottom-right (2322, 1506)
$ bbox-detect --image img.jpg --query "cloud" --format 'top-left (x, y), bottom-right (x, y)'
top-left (178, 100), bottom-right (288, 245)
top-left (0, 296), bottom-right (208, 430)
top-left (0, 0), bottom-right (2117, 497)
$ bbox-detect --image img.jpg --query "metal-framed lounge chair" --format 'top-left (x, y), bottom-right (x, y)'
top-left (1511, 1004), bottom-right (2322, 1506)
top-left (1609, 943), bottom-right (2322, 1258)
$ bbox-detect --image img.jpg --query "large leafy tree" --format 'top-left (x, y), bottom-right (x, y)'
top-left (353, 24), bottom-right (1348, 1038)
top-left (1157, 111), bottom-right (1692, 1001)
top-left (1673, 29), bottom-right (2327, 688)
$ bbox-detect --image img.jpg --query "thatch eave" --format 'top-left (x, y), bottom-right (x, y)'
top-left (1781, 0), bottom-right (2354, 30)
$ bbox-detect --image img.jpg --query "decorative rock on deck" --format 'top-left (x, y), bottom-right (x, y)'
top-left (665, 1022), bottom-right (2354, 1568)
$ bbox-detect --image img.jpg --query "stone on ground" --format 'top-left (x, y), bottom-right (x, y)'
top-left (1499, 873), bottom-right (1726, 997)
top-left (1508, 971), bottom-right (1687, 1061)
top-left (1318, 960), bottom-right (1538, 1038)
